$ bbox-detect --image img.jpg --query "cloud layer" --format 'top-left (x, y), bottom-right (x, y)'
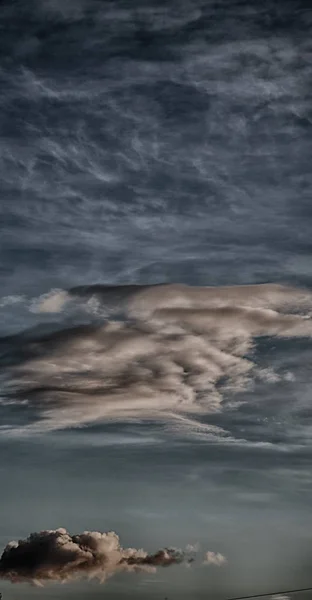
top-left (2, 282), bottom-right (312, 434)
top-left (0, 528), bottom-right (222, 586)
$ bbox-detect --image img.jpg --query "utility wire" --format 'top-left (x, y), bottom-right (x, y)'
top-left (227, 586), bottom-right (312, 599)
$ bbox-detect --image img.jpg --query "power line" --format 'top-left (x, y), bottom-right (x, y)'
top-left (227, 586), bottom-right (312, 600)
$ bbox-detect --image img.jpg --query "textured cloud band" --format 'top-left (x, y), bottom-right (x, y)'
top-left (0, 528), bottom-right (224, 586)
top-left (3, 282), bottom-right (312, 434)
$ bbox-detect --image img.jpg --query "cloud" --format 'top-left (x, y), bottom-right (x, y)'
top-left (203, 551), bottom-right (227, 567)
top-left (0, 528), bottom-right (208, 586)
top-left (3, 282), bottom-right (312, 435)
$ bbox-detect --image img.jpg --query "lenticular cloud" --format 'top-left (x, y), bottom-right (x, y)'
top-left (0, 528), bottom-right (222, 586)
top-left (3, 282), bottom-right (312, 434)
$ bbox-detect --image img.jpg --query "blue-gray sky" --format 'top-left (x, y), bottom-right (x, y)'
top-left (1, 0), bottom-right (312, 598)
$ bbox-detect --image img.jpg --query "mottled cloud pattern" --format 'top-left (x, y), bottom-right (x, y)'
top-left (3, 282), bottom-right (312, 434)
top-left (0, 528), bottom-right (224, 586)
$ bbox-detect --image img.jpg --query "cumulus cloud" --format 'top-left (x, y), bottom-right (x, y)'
top-left (3, 282), bottom-right (312, 434)
top-left (0, 528), bottom-right (210, 586)
top-left (203, 551), bottom-right (227, 567)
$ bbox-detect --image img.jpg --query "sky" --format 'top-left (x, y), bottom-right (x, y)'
top-left (1, 0), bottom-right (312, 599)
